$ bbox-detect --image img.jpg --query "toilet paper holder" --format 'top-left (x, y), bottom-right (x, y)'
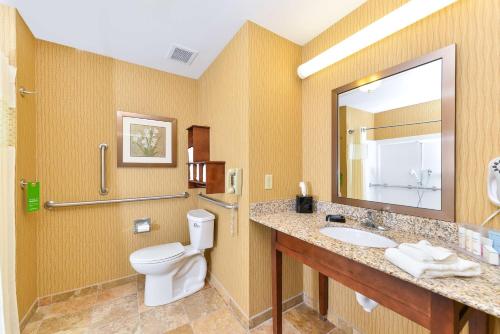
top-left (134, 218), bottom-right (152, 234)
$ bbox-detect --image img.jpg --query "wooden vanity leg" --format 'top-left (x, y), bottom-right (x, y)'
top-left (430, 294), bottom-right (459, 334)
top-left (469, 309), bottom-right (488, 334)
top-left (272, 230), bottom-right (282, 334)
top-left (318, 272), bottom-right (328, 319)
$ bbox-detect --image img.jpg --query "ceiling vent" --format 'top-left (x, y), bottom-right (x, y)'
top-left (168, 45), bottom-right (198, 65)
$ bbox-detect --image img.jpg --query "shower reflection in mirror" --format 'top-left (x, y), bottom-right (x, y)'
top-left (338, 59), bottom-right (442, 210)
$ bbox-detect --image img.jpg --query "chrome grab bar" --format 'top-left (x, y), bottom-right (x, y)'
top-left (19, 86), bottom-right (37, 97)
top-left (369, 182), bottom-right (441, 191)
top-left (197, 193), bottom-right (238, 209)
top-left (99, 143), bottom-right (108, 195)
top-left (44, 192), bottom-right (190, 209)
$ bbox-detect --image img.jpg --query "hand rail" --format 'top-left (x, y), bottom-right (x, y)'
top-left (44, 192), bottom-right (190, 209)
top-left (99, 143), bottom-right (108, 195)
top-left (197, 193), bottom-right (238, 209)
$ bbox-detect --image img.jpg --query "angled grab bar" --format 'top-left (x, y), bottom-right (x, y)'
top-left (197, 193), bottom-right (238, 209)
top-left (44, 192), bottom-right (190, 209)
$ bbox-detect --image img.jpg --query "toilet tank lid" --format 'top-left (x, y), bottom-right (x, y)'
top-left (187, 209), bottom-right (215, 223)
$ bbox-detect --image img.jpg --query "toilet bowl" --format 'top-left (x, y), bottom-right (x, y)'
top-left (129, 209), bottom-right (215, 306)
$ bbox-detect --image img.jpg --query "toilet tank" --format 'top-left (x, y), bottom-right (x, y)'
top-left (187, 209), bottom-right (215, 250)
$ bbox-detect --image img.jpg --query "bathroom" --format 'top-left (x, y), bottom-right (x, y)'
top-left (0, 0), bottom-right (498, 334)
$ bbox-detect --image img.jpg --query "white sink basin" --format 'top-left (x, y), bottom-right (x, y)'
top-left (319, 227), bottom-right (397, 248)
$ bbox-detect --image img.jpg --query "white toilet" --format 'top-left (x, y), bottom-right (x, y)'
top-left (129, 209), bottom-right (215, 306)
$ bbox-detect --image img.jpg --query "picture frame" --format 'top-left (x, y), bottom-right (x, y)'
top-left (117, 111), bottom-right (177, 167)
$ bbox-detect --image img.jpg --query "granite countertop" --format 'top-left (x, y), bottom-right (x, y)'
top-left (250, 208), bottom-right (500, 318)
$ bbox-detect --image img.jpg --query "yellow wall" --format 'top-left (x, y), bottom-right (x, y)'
top-left (36, 41), bottom-right (198, 296)
top-left (197, 23), bottom-right (251, 316)
top-left (15, 12), bottom-right (38, 320)
top-left (373, 100), bottom-right (441, 140)
top-left (247, 22), bottom-right (303, 316)
top-left (197, 21), bottom-right (304, 318)
top-left (302, 0), bottom-right (500, 333)
top-left (2, 4), bottom-right (39, 320)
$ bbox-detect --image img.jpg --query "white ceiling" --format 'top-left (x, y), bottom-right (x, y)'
top-left (339, 59), bottom-right (442, 113)
top-left (10, 0), bottom-right (366, 79)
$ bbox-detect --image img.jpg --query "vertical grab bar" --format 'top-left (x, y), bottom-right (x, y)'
top-left (99, 144), bottom-right (108, 195)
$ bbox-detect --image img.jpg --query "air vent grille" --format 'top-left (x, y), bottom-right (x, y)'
top-left (168, 45), bottom-right (198, 65)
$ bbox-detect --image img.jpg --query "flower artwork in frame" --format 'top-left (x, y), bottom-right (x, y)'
top-left (117, 111), bottom-right (177, 167)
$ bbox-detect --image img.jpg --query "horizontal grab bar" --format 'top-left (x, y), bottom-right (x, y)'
top-left (44, 192), bottom-right (190, 209)
top-left (369, 183), bottom-right (441, 191)
top-left (197, 193), bottom-right (238, 209)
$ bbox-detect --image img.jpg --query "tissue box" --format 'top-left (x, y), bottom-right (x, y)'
top-left (296, 196), bottom-right (313, 213)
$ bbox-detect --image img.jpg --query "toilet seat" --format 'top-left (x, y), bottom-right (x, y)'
top-left (130, 242), bottom-right (185, 264)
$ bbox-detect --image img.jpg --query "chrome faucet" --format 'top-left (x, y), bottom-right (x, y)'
top-left (361, 210), bottom-right (389, 231)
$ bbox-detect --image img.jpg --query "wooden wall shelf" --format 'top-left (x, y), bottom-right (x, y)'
top-left (187, 126), bottom-right (225, 194)
top-left (187, 125), bottom-right (210, 162)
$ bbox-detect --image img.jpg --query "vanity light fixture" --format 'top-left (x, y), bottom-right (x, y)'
top-left (297, 0), bottom-right (458, 79)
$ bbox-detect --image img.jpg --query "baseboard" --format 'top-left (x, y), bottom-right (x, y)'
top-left (208, 271), bottom-right (304, 330)
top-left (19, 298), bottom-right (38, 332)
top-left (24, 271), bottom-right (303, 331)
top-left (248, 293), bottom-right (303, 329)
top-left (19, 274), bottom-right (138, 330)
top-left (38, 274), bottom-right (138, 305)
top-left (206, 272), bottom-right (250, 328)
top-left (304, 291), bottom-right (359, 334)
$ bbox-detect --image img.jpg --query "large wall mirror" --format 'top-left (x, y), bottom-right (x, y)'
top-left (332, 45), bottom-right (456, 221)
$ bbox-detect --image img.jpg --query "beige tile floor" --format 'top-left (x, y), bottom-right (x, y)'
top-left (22, 276), bottom-right (341, 334)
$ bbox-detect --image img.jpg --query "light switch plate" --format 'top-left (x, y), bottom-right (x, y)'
top-left (264, 174), bottom-right (273, 190)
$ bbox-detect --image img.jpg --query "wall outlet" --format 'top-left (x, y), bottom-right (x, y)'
top-left (264, 174), bottom-right (273, 190)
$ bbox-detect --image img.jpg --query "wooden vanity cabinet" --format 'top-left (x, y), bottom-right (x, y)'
top-left (271, 230), bottom-right (490, 334)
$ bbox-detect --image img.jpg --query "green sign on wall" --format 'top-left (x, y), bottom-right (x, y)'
top-left (26, 182), bottom-right (40, 212)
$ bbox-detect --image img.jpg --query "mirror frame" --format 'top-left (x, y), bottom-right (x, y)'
top-left (332, 44), bottom-right (456, 221)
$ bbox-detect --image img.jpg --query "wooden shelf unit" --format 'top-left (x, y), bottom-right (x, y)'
top-left (187, 126), bottom-right (225, 194)
top-left (187, 161), bottom-right (225, 194)
top-left (187, 125), bottom-right (210, 162)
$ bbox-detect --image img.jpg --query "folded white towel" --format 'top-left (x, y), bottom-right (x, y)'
top-left (398, 240), bottom-right (457, 263)
top-left (385, 247), bottom-right (481, 279)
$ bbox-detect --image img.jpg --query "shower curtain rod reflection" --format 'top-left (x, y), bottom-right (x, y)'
top-left (347, 119), bottom-right (441, 134)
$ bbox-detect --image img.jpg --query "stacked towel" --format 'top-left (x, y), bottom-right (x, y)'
top-left (385, 240), bottom-right (481, 279)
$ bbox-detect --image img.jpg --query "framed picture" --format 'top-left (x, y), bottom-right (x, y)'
top-left (117, 111), bottom-right (177, 167)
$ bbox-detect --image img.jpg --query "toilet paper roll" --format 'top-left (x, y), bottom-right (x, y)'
top-left (134, 221), bottom-right (151, 233)
top-left (355, 292), bottom-right (379, 312)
